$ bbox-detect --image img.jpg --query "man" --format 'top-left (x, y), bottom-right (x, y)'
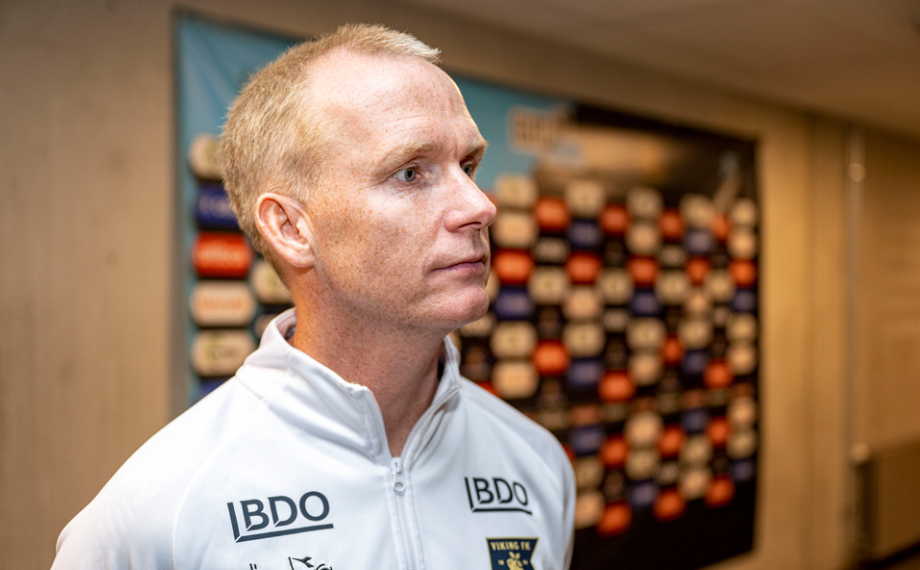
top-left (52, 23), bottom-right (574, 569)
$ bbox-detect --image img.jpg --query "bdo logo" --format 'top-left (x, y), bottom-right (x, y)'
top-left (227, 491), bottom-right (333, 542)
top-left (464, 477), bottom-right (532, 515)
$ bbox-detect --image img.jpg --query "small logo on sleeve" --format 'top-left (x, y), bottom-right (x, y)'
top-left (487, 538), bottom-right (538, 569)
top-left (465, 477), bottom-right (531, 514)
top-left (227, 491), bottom-right (333, 542)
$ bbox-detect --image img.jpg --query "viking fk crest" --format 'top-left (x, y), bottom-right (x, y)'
top-left (486, 538), bottom-right (538, 570)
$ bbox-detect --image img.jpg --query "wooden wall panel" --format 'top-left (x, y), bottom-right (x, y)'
top-left (857, 129), bottom-right (920, 448)
top-left (0, 3), bottom-right (173, 567)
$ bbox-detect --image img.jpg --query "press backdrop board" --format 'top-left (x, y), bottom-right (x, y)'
top-left (176, 13), bottom-right (759, 570)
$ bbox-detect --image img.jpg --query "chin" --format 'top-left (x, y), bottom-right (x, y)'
top-left (431, 290), bottom-right (490, 331)
top-left (457, 303), bottom-right (489, 328)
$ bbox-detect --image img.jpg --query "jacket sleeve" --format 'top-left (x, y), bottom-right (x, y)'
top-left (50, 487), bottom-right (176, 570)
top-left (561, 453), bottom-right (576, 570)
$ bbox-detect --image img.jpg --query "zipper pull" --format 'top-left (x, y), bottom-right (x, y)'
top-left (392, 458), bottom-right (406, 494)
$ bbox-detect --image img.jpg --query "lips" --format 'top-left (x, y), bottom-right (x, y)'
top-left (451, 255), bottom-right (485, 267)
top-left (436, 252), bottom-right (488, 272)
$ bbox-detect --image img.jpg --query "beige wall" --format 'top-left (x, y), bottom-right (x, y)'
top-left (4, 0), bottom-right (915, 568)
top-left (0, 0), bottom-right (175, 564)
top-left (857, 129), bottom-right (920, 449)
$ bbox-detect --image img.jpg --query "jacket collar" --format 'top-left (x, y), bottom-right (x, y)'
top-left (235, 309), bottom-right (462, 465)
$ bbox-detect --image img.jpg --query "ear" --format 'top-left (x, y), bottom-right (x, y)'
top-left (254, 192), bottom-right (316, 268)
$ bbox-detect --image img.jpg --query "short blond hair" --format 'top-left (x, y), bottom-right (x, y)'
top-left (219, 24), bottom-right (440, 257)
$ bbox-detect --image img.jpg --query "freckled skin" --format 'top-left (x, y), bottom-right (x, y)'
top-left (305, 52), bottom-right (494, 331)
top-left (266, 50), bottom-right (496, 456)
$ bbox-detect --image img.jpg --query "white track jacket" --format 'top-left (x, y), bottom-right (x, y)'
top-left (52, 310), bottom-right (575, 570)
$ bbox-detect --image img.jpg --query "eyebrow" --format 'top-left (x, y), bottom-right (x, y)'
top-left (381, 136), bottom-right (488, 167)
top-left (468, 137), bottom-right (489, 158)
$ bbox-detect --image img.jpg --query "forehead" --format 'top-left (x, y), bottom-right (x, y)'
top-left (306, 50), bottom-right (479, 149)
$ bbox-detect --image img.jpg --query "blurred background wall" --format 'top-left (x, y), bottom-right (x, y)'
top-left (1, 0), bottom-right (918, 568)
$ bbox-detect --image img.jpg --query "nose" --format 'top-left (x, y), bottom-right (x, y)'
top-left (444, 168), bottom-right (497, 232)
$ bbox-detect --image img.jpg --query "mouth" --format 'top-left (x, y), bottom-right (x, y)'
top-left (455, 254), bottom-right (485, 266)
top-left (439, 254), bottom-right (488, 273)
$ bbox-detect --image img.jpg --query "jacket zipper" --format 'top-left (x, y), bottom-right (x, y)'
top-left (390, 457), bottom-right (417, 570)
top-left (374, 376), bottom-right (460, 570)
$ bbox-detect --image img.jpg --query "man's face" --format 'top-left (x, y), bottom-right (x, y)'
top-left (301, 51), bottom-right (496, 334)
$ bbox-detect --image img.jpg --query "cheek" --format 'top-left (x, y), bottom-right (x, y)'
top-left (318, 200), bottom-right (429, 272)
top-left (366, 214), bottom-right (430, 271)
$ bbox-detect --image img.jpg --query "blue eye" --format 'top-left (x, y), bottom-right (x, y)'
top-left (462, 163), bottom-right (475, 177)
top-left (395, 167), bottom-right (417, 182)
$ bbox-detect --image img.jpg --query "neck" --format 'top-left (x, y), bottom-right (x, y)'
top-left (289, 304), bottom-right (446, 458)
